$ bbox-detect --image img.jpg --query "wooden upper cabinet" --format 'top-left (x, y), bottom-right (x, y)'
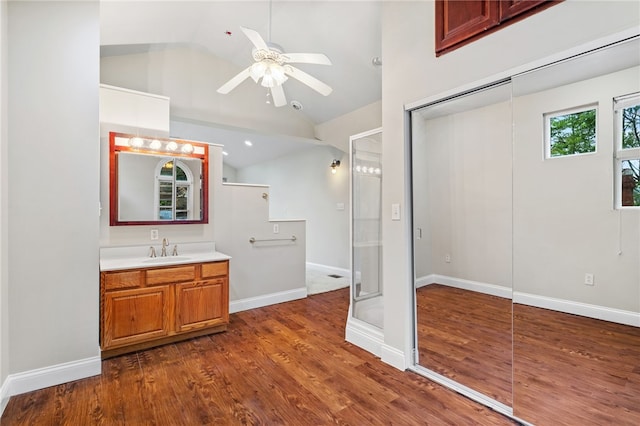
top-left (499, 0), bottom-right (547, 20)
top-left (435, 0), bottom-right (561, 56)
top-left (436, 1), bottom-right (499, 55)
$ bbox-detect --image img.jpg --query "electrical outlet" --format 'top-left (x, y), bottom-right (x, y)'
top-left (584, 273), bottom-right (594, 286)
top-left (273, 224), bottom-right (279, 234)
top-left (150, 229), bottom-right (159, 240)
top-left (445, 254), bottom-right (451, 263)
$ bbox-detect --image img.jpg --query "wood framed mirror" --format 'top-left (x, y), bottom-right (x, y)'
top-left (109, 132), bottom-right (209, 226)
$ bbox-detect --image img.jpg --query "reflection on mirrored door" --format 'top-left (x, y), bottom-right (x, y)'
top-left (351, 128), bottom-right (383, 329)
top-left (511, 37), bottom-right (640, 425)
top-left (411, 82), bottom-right (514, 411)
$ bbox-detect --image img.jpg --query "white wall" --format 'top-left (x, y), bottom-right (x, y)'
top-left (381, 0), bottom-right (640, 367)
top-left (215, 181), bottom-right (306, 305)
top-left (0, 0), bottom-right (8, 408)
top-left (7, 0), bottom-right (100, 377)
top-left (237, 144), bottom-right (349, 269)
top-left (315, 100), bottom-right (382, 152)
top-left (513, 66), bottom-right (640, 312)
top-left (222, 162), bottom-right (237, 183)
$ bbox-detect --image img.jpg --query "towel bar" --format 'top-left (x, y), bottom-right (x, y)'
top-left (249, 235), bottom-right (297, 243)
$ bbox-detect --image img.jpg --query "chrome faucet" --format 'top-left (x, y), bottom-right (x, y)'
top-left (149, 246), bottom-right (157, 258)
top-left (161, 238), bottom-right (169, 257)
top-left (172, 244), bottom-right (179, 256)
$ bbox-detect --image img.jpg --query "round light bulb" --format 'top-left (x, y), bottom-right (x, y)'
top-left (129, 137), bottom-right (144, 148)
top-left (166, 141), bottom-right (178, 151)
top-left (250, 61), bottom-right (267, 82)
top-left (149, 139), bottom-right (162, 150)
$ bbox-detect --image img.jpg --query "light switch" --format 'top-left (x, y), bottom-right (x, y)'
top-left (391, 203), bottom-right (401, 221)
top-left (336, 202), bottom-right (345, 211)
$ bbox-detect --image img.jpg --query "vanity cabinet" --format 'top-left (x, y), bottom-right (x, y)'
top-left (100, 260), bottom-right (229, 358)
top-left (175, 261), bottom-right (229, 333)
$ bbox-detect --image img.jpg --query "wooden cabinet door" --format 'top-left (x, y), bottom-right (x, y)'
top-left (175, 278), bottom-right (229, 333)
top-left (435, 0), bottom-right (500, 55)
top-left (499, 0), bottom-right (547, 20)
top-left (102, 285), bottom-right (172, 349)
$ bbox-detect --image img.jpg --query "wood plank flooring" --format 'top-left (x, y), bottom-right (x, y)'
top-left (1, 288), bottom-right (515, 425)
top-left (416, 284), bottom-right (513, 406)
top-left (416, 284), bottom-right (640, 425)
top-left (513, 303), bottom-right (640, 425)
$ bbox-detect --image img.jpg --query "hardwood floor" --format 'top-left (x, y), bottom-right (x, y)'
top-left (1, 288), bottom-right (515, 425)
top-left (416, 284), bottom-right (513, 406)
top-left (513, 303), bottom-right (640, 425)
top-left (416, 284), bottom-right (640, 425)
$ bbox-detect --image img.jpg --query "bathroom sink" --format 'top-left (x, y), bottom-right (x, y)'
top-left (141, 256), bottom-right (192, 264)
top-left (100, 242), bottom-right (231, 271)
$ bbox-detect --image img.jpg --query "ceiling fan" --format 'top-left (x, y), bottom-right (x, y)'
top-left (217, 26), bottom-right (333, 107)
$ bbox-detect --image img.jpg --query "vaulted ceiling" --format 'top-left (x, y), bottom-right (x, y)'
top-left (100, 1), bottom-right (383, 168)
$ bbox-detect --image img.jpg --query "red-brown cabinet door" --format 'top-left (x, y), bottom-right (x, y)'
top-left (436, 0), bottom-right (500, 55)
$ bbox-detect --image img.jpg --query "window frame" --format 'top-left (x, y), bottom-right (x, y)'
top-left (544, 103), bottom-right (598, 159)
top-left (614, 93), bottom-right (640, 209)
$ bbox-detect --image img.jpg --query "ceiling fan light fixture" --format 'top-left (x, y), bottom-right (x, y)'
top-left (250, 61), bottom-right (267, 82)
top-left (217, 26), bottom-right (332, 106)
top-left (269, 64), bottom-right (287, 84)
top-left (258, 62), bottom-right (288, 88)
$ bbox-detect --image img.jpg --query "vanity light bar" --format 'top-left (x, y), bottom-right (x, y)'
top-left (114, 136), bottom-right (204, 155)
top-left (354, 164), bottom-right (382, 175)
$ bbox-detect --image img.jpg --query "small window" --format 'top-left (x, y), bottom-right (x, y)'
top-left (544, 105), bottom-right (597, 158)
top-left (615, 94), bottom-right (640, 208)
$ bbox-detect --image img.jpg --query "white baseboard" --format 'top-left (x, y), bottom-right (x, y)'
top-left (513, 291), bottom-right (640, 327)
top-left (345, 317), bottom-right (384, 358)
top-left (0, 377), bottom-right (10, 416)
top-left (416, 274), bottom-right (437, 288)
top-left (418, 274), bottom-right (639, 327)
top-left (417, 274), bottom-right (512, 299)
top-left (380, 344), bottom-right (408, 371)
top-left (0, 355), bottom-right (101, 416)
top-left (229, 287), bottom-right (307, 314)
top-left (306, 262), bottom-right (351, 278)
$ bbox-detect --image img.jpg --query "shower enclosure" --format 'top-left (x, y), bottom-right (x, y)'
top-left (346, 128), bottom-right (384, 355)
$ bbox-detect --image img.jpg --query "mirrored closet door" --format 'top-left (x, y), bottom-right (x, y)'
top-left (511, 37), bottom-right (640, 425)
top-left (411, 35), bottom-right (640, 424)
top-left (410, 81), bottom-right (514, 411)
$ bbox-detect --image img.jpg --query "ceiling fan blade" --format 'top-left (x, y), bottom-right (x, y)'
top-left (217, 66), bottom-right (252, 94)
top-left (285, 66), bottom-right (333, 96)
top-left (240, 26), bottom-right (269, 51)
top-left (270, 85), bottom-right (287, 107)
top-left (282, 53), bottom-right (332, 66)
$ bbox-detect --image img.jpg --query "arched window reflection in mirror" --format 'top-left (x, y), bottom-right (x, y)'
top-left (155, 159), bottom-right (194, 220)
top-left (109, 132), bottom-right (209, 226)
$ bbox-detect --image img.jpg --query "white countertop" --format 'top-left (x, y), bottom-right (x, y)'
top-left (100, 241), bottom-right (230, 271)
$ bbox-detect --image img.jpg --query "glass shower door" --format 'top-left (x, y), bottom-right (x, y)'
top-left (351, 128), bottom-right (383, 328)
